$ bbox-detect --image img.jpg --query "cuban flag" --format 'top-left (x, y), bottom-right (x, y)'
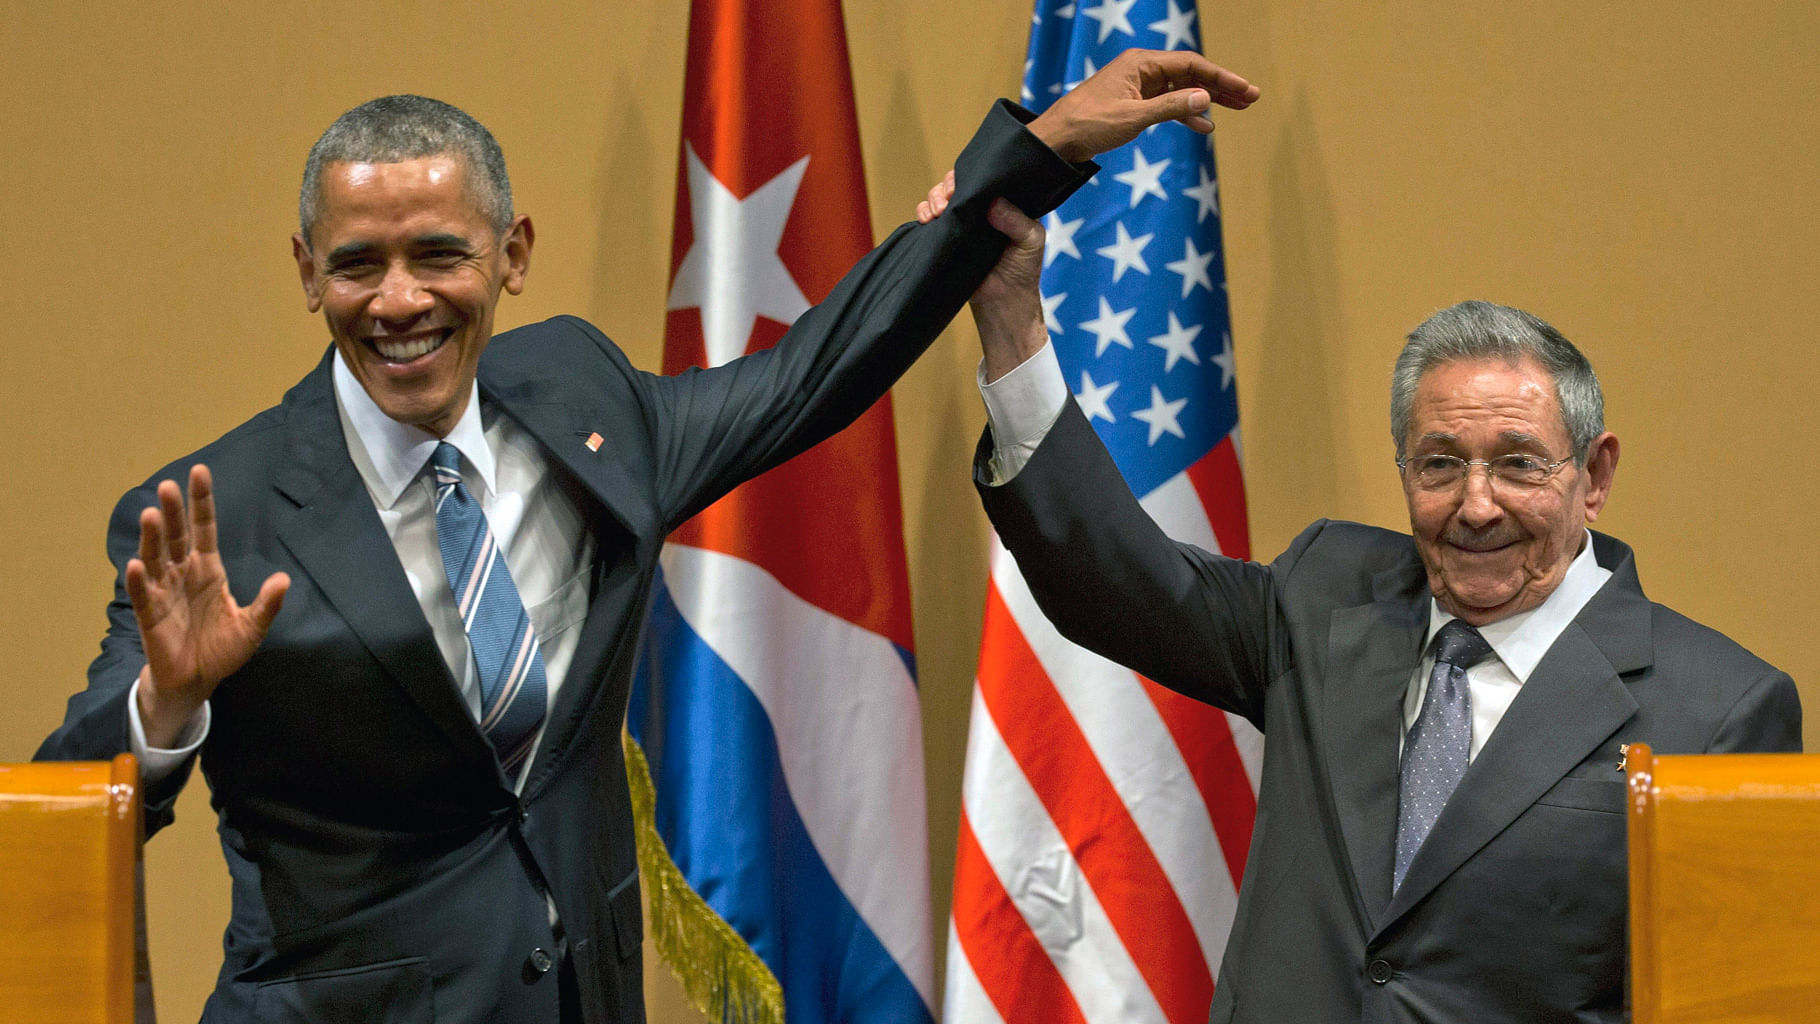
top-left (626, 0), bottom-right (933, 1022)
top-left (943, 6), bottom-right (1265, 1024)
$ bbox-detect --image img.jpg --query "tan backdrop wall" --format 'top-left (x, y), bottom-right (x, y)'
top-left (3, 3), bottom-right (1815, 1021)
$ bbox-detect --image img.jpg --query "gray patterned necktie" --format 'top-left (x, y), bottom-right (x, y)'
top-left (1394, 618), bottom-right (1492, 891)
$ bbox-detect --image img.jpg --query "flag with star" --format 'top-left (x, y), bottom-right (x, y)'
top-left (626, 0), bottom-right (933, 1022)
top-left (943, 6), bottom-right (1263, 1024)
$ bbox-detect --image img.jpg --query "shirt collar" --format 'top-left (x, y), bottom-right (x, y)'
top-left (1426, 530), bottom-right (1613, 682)
top-left (332, 349), bottom-right (496, 509)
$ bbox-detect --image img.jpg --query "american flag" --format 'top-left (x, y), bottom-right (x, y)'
top-left (627, 0), bottom-right (932, 1021)
top-left (942, 6), bottom-right (1264, 1024)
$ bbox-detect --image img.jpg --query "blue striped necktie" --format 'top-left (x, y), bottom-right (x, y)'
top-left (430, 441), bottom-right (548, 777)
top-left (1394, 618), bottom-right (1492, 891)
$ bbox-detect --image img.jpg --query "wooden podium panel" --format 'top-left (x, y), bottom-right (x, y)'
top-left (0, 755), bottom-right (141, 1024)
top-left (1627, 745), bottom-right (1820, 1023)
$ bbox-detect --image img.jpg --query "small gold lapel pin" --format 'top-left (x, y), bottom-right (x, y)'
top-left (1616, 743), bottom-right (1631, 773)
top-left (584, 431), bottom-right (604, 452)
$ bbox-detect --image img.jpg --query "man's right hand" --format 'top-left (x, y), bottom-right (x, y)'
top-left (968, 199), bottom-right (1050, 384)
top-left (129, 464), bottom-right (289, 748)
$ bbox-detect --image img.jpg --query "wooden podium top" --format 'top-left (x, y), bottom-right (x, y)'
top-left (0, 754), bottom-right (140, 1024)
top-left (1627, 745), bottom-right (1820, 1024)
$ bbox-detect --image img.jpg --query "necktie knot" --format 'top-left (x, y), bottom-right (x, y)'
top-left (1432, 618), bottom-right (1493, 671)
top-left (431, 441), bottom-right (464, 486)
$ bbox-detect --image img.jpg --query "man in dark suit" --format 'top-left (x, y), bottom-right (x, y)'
top-left (938, 195), bottom-right (1802, 1021)
top-left (35, 53), bottom-right (1260, 1023)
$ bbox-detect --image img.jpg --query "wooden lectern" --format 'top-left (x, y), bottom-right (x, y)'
top-left (0, 754), bottom-right (143, 1024)
top-left (1627, 743), bottom-right (1820, 1023)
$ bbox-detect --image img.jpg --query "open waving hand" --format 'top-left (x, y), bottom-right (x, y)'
top-left (128, 464), bottom-right (289, 747)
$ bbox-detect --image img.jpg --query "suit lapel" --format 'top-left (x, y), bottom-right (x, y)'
top-left (482, 370), bottom-right (651, 796)
top-left (1379, 533), bottom-right (1647, 928)
top-left (1325, 561), bottom-right (1429, 926)
top-left (269, 356), bottom-right (499, 771)
top-left (482, 372), bottom-right (645, 534)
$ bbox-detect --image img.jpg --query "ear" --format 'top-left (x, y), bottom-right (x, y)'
top-left (1579, 431), bottom-right (1619, 523)
top-left (501, 214), bottom-right (534, 296)
top-left (292, 232), bottom-right (323, 313)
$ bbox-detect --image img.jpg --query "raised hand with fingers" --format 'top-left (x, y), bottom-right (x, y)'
top-left (1027, 48), bottom-right (1258, 163)
top-left (128, 464), bottom-right (289, 747)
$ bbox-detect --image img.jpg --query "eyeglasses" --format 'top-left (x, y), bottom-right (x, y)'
top-left (1396, 452), bottom-right (1574, 492)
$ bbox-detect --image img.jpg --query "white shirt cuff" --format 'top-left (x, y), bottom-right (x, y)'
top-left (978, 341), bottom-right (1069, 485)
top-left (127, 675), bottom-right (209, 783)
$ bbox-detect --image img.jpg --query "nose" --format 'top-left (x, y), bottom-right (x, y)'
top-left (1454, 464), bottom-right (1504, 528)
top-left (368, 260), bottom-right (434, 323)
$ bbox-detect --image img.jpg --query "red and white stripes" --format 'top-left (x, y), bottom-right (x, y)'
top-left (946, 451), bottom-right (1261, 1024)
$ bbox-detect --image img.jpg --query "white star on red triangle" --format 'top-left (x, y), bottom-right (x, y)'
top-left (666, 145), bottom-right (811, 367)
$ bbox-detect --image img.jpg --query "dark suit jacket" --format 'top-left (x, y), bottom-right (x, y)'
top-left (980, 402), bottom-right (1802, 1024)
top-left (36, 101), bottom-right (1087, 1024)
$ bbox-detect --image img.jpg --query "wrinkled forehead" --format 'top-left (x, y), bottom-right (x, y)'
top-left (1408, 356), bottom-right (1572, 450)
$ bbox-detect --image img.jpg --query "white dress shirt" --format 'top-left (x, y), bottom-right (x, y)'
top-left (975, 338), bottom-right (1615, 756)
top-left (130, 352), bottom-right (594, 791)
top-left (1409, 540), bottom-right (1610, 759)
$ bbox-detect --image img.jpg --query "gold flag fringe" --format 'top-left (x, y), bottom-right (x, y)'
top-left (623, 729), bottom-right (786, 1024)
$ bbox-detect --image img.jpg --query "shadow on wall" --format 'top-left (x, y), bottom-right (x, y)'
top-left (1247, 87), bottom-right (1348, 546)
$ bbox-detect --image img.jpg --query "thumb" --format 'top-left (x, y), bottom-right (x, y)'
top-left (985, 199), bottom-right (1046, 254)
top-left (1139, 87), bottom-right (1213, 132)
top-left (248, 572), bottom-right (291, 634)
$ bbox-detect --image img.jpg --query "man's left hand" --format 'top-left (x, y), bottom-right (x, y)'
top-left (1028, 48), bottom-right (1258, 163)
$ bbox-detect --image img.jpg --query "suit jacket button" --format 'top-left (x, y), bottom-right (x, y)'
top-left (528, 947), bottom-right (554, 975)
top-left (1367, 959), bottom-right (1393, 984)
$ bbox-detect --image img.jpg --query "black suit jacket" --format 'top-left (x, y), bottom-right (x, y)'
top-left (980, 402), bottom-right (1802, 1024)
top-left (37, 101), bottom-right (1088, 1024)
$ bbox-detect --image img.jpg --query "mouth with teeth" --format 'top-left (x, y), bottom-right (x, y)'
top-left (369, 329), bottom-right (452, 364)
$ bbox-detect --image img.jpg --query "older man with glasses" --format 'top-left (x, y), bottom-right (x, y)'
top-left (943, 195), bottom-right (1802, 1024)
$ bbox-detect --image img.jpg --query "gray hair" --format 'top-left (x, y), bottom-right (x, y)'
top-left (299, 95), bottom-right (513, 241)
top-left (1390, 300), bottom-right (1605, 463)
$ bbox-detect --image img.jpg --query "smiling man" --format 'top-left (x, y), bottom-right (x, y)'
top-left (37, 53), bottom-right (1262, 1024)
top-left (957, 221), bottom-right (1802, 1022)
top-left (295, 151), bottom-right (531, 438)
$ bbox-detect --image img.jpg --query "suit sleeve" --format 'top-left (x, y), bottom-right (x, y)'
top-left (1705, 668), bottom-right (1803, 753)
top-left (978, 398), bottom-right (1299, 727)
top-left (35, 481), bottom-right (196, 835)
top-left (629, 100), bottom-right (1096, 531)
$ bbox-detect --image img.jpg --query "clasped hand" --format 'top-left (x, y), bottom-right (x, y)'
top-left (914, 48), bottom-right (1259, 382)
